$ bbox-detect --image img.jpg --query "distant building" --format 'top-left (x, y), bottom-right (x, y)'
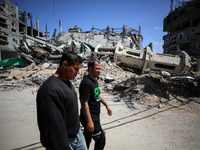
top-left (163, 0), bottom-right (200, 58)
top-left (0, 0), bottom-right (48, 61)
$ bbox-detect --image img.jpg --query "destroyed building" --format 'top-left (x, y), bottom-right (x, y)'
top-left (0, 0), bottom-right (199, 111)
top-left (0, 0), bottom-right (200, 74)
top-left (55, 23), bottom-right (200, 73)
top-left (56, 24), bottom-right (143, 51)
top-left (163, 0), bottom-right (200, 58)
top-left (0, 0), bottom-right (49, 61)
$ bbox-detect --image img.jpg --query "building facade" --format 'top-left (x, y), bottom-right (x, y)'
top-left (163, 0), bottom-right (200, 58)
top-left (0, 0), bottom-right (49, 61)
top-left (0, 0), bottom-right (27, 60)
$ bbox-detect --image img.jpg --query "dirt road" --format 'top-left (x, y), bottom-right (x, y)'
top-left (0, 87), bottom-right (200, 150)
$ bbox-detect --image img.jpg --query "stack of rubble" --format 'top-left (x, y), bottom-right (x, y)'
top-left (1, 55), bottom-right (200, 111)
top-left (0, 32), bottom-right (200, 111)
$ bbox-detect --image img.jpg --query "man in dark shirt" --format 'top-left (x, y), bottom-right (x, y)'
top-left (36, 52), bottom-right (87, 150)
top-left (79, 59), bottom-right (112, 150)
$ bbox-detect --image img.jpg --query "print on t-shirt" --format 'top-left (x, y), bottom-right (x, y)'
top-left (94, 87), bottom-right (100, 100)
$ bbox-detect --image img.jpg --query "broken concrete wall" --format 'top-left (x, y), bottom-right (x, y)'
top-left (56, 32), bottom-right (136, 51)
top-left (116, 41), bottom-right (194, 73)
top-left (10, 29), bottom-right (199, 74)
top-left (94, 41), bottom-right (199, 73)
top-left (93, 44), bottom-right (115, 58)
top-left (163, 0), bottom-right (200, 57)
top-left (0, 0), bottom-right (49, 61)
top-left (0, 0), bottom-right (27, 60)
top-left (114, 41), bottom-right (145, 69)
top-left (144, 47), bottom-right (192, 73)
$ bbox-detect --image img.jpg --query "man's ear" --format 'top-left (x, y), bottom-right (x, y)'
top-left (62, 61), bottom-right (68, 68)
top-left (88, 67), bottom-right (92, 72)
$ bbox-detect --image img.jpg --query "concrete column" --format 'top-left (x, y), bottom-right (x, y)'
top-left (171, 0), bottom-right (174, 12)
top-left (15, 5), bottom-right (19, 20)
top-left (59, 20), bottom-right (62, 33)
top-left (139, 24), bottom-right (141, 36)
top-left (37, 19), bottom-right (39, 36)
top-left (31, 15), bottom-right (33, 36)
top-left (52, 28), bottom-right (57, 38)
top-left (15, 5), bottom-right (19, 35)
top-left (24, 11), bottom-right (27, 35)
top-left (46, 24), bottom-right (48, 39)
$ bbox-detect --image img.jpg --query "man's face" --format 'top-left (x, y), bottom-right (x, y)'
top-left (90, 62), bottom-right (101, 79)
top-left (66, 61), bottom-right (81, 80)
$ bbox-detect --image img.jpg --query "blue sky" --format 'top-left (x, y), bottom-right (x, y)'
top-left (9, 0), bottom-right (190, 53)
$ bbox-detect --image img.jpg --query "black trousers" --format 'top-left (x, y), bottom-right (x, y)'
top-left (81, 117), bottom-right (106, 150)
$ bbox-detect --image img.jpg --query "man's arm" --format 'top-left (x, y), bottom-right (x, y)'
top-left (100, 93), bottom-right (112, 116)
top-left (37, 93), bottom-right (70, 149)
top-left (81, 100), bottom-right (94, 133)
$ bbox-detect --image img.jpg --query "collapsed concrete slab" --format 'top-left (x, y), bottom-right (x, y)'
top-left (56, 25), bottom-right (142, 51)
top-left (142, 46), bottom-right (192, 73)
top-left (25, 35), bottom-right (63, 53)
top-left (114, 42), bottom-right (145, 70)
top-left (94, 41), bottom-right (199, 73)
top-left (93, 44), bottom-right (115, 58)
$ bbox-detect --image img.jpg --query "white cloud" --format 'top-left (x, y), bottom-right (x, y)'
top-left (153, 27), bottom-right (162, 30)
top-left (153, 41), bottom-right (163, 45)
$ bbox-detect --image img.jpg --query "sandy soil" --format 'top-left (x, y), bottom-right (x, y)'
top-left (0, 87), bottom-right (200, 150)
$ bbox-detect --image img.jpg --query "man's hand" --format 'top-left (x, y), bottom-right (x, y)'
top-left (100, 93), bottom-right (112, 116)
top-left (81, 99), bottom-right (94, 133)
top-left (106, 106), bottom-right (112, 116)
top-left (87, 121), bottom-right (94, 133)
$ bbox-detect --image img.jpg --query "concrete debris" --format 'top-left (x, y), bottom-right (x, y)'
top-left (96, 41), bottom-right (200, 73)
top-left (0, 18), bottom-right (200, 109)
top-left (0, 58), bottom-right (200, 109)
top-left (170, 76), bottom-right (197, 86)
top-left (10, 27), bottom-right (200, 75)
top-left (68, 25), bottom-right (82, 33)
top-left (104, 75), bottom-right (115, 83)
top-left (163, 0), bottom-right (200, 57)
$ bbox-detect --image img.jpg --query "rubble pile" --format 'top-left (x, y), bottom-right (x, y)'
top-left (1, 56), bottom-right (200, 113)
top-left (0, 27), bottom-right (200, 112)
top-left (98, 63), bottom-right (200, 110)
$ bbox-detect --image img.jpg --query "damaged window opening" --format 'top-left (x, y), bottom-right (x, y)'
top-left (11, 13), bottom-right (16, 18)
top-left (98, 48), bottom-right (115, 52)
top-left (173, 15), bottom-right (177, 20)
top-left (126, 51), bottom-right (140, 57)
top-left (0, 17), bottom-right (6, 23)
top-left (0, 35), bottom-right (7, 41)
top-left (180, 9), bottom-right (185, 15)
top-left (18, 11), bottom-right (25, 22)
top-left (0, 35), bottom-right (8, 44)
top-left (0, 17), bottom-right (7, 28)
top-left (171, 36), bottom-right (176, 41)
top-left (12, 22), bottom-right (16, 32)
top-left (154, 64), bottom-right (175, 70)
top-left (19, 23), bottom-right (25, 34)
top-left (13, 38), bottom-right (17, 44)
top-left (0, 1), bottom-right (5, 7)
top-left (179, 33), bottom-right (183, 39)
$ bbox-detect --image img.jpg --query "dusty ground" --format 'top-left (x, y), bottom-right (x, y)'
top-left (0, 61), bottom-right (200, 149)
top-left (0, 86), bottom-right (200, 150)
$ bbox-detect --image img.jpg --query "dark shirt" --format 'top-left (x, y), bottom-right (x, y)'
top-left (79, 76), bottom-right (101, 120)
top-left (36, 76), bottom-right (79, 150)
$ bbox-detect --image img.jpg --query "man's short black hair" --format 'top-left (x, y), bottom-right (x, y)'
top-left (88, 58), bottom-right (100, 69)
top-left (60, 52), bottom-right (83, 66)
